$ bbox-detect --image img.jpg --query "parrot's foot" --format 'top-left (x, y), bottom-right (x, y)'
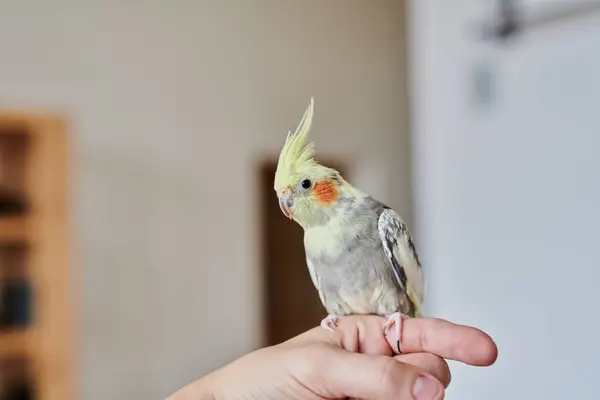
top-left (320, 314), bottom-right (340, 333)
top-left (383, 312), bottom-right (406, 353)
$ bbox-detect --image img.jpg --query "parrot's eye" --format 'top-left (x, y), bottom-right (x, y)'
top-left (300, 179), bottom-right (312, 190)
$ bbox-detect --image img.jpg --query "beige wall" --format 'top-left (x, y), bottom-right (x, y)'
top-left (0, 1), bottom-right (411, 398)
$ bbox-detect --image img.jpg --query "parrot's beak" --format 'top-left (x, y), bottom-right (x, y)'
top-left (278, 197), bottom-right (294, 219)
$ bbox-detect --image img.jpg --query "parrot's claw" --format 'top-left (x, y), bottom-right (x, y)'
top-left (383, 312), bottom-right (406, 353)
top-left (320, 314), bottom-right (340, 332)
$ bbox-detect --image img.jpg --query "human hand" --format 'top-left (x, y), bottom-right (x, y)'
top-left (167, 316), bottom-right (497, 400)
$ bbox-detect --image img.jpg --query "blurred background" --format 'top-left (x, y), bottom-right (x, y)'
top-left (0, 0), bottom-right (598, 399)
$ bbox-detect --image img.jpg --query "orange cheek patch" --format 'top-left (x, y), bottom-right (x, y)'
top-left (313, 181), bottom-right (339, 205)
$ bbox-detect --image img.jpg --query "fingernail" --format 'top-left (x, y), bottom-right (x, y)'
top-left (413, 375), bottom-right (443, 400)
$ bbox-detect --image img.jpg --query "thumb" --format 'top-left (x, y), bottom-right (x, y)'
top-left (312, 347), bottom-right (445, 400)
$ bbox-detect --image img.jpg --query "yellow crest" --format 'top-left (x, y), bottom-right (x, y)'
top-left (274, 97), bottom-right (317, 189)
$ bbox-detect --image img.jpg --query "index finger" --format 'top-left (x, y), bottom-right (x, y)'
top-left (385, 317), bottom-right (498, 366)
top-left (287, 315), bottom-right (498, 367)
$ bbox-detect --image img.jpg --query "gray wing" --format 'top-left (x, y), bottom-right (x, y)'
top-left (306, 257), bottom-right (326, 307)
top-left (377, 207), bottom-right (425, 314)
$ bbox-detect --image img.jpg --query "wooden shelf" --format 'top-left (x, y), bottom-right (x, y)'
top-left (0, 329), bottom-right (31, 359)
top-left (0, 217), bottom-right (28, 242)
top-left (0, 110), bottom-right (72, 399)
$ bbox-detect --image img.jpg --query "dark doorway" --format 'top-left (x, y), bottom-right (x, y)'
top-left (260, 159), bottom-right (347, 346)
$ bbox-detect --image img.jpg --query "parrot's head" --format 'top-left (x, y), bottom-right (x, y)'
top-left (274, 98), bottom-right (351, 229)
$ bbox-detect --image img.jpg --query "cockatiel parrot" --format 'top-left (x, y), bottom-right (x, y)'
top-left (273, 98), bottom-right (425, 352)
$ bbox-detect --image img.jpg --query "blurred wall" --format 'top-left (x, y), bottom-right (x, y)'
top-left (0, 1), bottom-right (411, 398)
top-left (409, 0), bottom-right (600, 399)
